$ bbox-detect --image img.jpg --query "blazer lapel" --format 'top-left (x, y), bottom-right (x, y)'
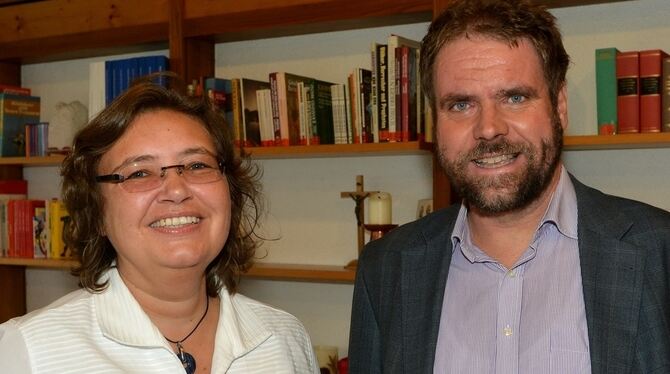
top-left (400, 207), bottom-right (456, 373)
top-left (574, 178), bottom-right (644, 373)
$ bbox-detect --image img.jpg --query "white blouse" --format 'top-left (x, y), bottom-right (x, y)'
top-left (0, 268), bottom-right (319, 373)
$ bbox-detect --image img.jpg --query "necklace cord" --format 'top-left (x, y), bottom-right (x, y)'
top-left (165, 295), bottom-right (210, 345)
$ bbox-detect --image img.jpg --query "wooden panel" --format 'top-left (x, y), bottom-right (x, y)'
top-left (0, 266), bottom-right (26, 323)
top-left (182, 0), bottom-right (432, 41)
top-left (0, 61), bottom-right (20, 85)
top-left (0, 0), bottom-right (169, 62)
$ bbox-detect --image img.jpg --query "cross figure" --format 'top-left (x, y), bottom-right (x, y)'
top-left (341, 175), bottom-right (377, 266)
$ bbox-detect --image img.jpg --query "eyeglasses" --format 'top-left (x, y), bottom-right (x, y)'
top-left (95, 158), bottom-right (225, 193)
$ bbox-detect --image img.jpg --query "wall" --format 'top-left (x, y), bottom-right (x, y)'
top-left (19, 0), bottom-right (670, 358)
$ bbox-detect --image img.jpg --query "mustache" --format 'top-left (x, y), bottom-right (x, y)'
top-left (466, 139), bottom-right (529, 160)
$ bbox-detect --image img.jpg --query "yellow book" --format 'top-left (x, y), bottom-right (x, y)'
top-left (48, 199), bottom-right (71, 259)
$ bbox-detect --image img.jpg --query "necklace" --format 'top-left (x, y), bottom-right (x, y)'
top-left (165, 296), bottom-right (209, 374)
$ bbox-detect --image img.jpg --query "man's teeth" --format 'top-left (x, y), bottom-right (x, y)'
top-left (150, 216), bottom-right (200, 228)
top-left (474, 154), bottom-right (516, 167)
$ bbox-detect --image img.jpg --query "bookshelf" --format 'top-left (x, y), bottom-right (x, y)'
top-left (0, 0), bottom-right (664, 331)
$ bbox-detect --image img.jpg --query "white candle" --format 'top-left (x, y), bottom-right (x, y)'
top-left (368, 192), bottom-right (392, 224)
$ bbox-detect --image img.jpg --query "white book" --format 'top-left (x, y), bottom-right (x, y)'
top-left (88, 60), bottom-right (106, 121)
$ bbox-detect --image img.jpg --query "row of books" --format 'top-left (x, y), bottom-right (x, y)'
top-left (188, 34), bottom-right (431, 147)
top-left (596, 47), bottom-right (670, 135)
top-left (0, 180), bottom-right (70, 260)
top-left (0, 84), bottom-right (42, 157)
top-left (88, 55), bottom-right (169, 121)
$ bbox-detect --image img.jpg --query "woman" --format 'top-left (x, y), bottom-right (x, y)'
top-left (0, 77), bottom-right (319, 373)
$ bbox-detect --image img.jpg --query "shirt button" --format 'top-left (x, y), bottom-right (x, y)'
top-left (503, 325), bottom-right (513, 336)
top-left (507, 270), bottom-right (516, 278)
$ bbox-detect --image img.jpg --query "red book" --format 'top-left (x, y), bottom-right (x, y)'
top-left (639, 49), bottom-right (668, 133)
top-left (0, 83), bottom-right (31, 96)
top-left (616, 51), bottom-right (640, 133)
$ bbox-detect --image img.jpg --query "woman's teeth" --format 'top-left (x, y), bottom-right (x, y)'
top-left (150, 216), bottom-right (200, 228)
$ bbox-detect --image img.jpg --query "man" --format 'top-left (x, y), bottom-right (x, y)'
top-left (348, 1), bottom-right (670, 373)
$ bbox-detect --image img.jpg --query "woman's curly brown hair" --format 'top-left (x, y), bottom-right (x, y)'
top-left (61, 75), bottom-right (263, 297)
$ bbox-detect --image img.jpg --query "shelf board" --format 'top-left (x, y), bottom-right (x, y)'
top-left (244, 141), bottom-right (431, 159)
top-left (0, 257), bottom-right (356, 283)
top-left (0, 154), bottom-right (65, 166)
top-left (564, 132), bottom-right (670, 150)
top-left (2, 134), bottom-right (670, 167)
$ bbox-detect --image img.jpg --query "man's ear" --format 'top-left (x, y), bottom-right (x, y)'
top-left (557, 84), bottom-right (568, 131)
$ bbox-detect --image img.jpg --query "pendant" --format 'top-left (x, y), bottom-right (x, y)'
top-left (176, 342), bottom-right (197, 374)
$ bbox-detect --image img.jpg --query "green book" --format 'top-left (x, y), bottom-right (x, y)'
top-left (595, 47), bottom-right (619, 135)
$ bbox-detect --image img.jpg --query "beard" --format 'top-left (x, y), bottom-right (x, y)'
top-left (437, 112), bottom-right (563, 215)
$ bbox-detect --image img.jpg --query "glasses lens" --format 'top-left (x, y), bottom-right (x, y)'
top-left (116, 158), bottom-right (224, 193)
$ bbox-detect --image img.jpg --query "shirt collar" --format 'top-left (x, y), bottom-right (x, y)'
top-left (451, 165), bottom-right (579, 256)
top-left (94, 267), bottom-right (271, 360)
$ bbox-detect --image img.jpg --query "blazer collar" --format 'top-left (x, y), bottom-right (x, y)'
top-left (572, 175), bottom-right (644, 373)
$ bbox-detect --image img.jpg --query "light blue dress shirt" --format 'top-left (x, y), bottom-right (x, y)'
top-left (433, 167), bottom-right (591, 373)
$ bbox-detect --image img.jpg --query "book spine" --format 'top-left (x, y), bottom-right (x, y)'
top-left (663, 57), bottom-right (670, 132)
top-left (231, 78), bottom-right (244, 146)
top-left (596, 48), bottom-right (618, 135)
top-left (377, 44), bottom-right (389, 142)
top-left (639, 49), bottom-right (665, 133)
top-left (370, 43), bottom-right (379, 143)
top-left (616, 51), bottom-right (640, 133)
top-left (394, 47), bottom-right (402, 141)
top-left (268, 73), bottom-right (283, 146)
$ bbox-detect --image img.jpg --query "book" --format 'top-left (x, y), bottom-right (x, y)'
top-left (399, 46), bottom-right (418, 142)
top-left (0, 84), bottom-right (31, 96)
top-left (387, 34), bottom-right (420, 142)
top-left (616, 50), bottom-right (640, 133)
top-left (0, 93), bottom-right (40, 157)
top-left (268, 72), bottom-right (315, 146)
top-left (238, 78), bottom-right (270, 147)
top-left (375, 44), bottom-right (390, 142)
top-left (596, 47), bottom-right (619, 135)
top-left (0, 179), bottom-right (27, 257)
top-left (663, 57), bottom-right (670, 132)
top-left (639, 49), bottom-right (668, 133)
top-left (370, 42), bottom-right (381, 143)
top-left (204, 77), bottom-right (235, 141)
top-left (105, 55), bottom-right (169, 105)
top-left (33, 205), bottom-right (48, 259)
top-left (309, 79), bottom-right (335, 145)
top-left (255, 88), bottom-right (275, 147)
top-left (48, 199), bottom-right (71, 259)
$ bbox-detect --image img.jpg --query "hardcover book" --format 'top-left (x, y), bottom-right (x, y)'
top-left (269, 72), bottom-right (316, 146)
top-left (595, 47), bottom-right (619, 135)
top-left (387, 34), bottom-right (420, 142)
top-left (662, 57), bottom-right (670, 132)
top-left (616, 51), bottom-right (640, 133)
top-left (639, 49), bottom-right (668, 133)
top-left (239, 78), bottom-right (270, 147)
top-left (0, 93), bottom-right (40, 157)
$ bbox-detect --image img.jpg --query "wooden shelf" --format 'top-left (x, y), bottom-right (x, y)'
top-left (563, 132), bottom-right (670, 150)
top-left (0, 155), bottom-right (65, 166)
top-left (0, 257), bottom-right (356, 283)
top-left (0, 0), bottom-right (629, 63)
top-left (245, 141), bottom-right (431, 159)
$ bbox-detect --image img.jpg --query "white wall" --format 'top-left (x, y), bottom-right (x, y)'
top-left (19, 0), bottom-right (670, 358)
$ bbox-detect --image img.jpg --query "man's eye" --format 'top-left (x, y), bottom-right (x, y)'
top-left (450, 102), bottom-right (470, 112)
top-left (508, 95), bottom-right (526, 104)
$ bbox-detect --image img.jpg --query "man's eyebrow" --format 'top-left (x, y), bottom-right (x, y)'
top-left (495, 85), bottom-right (539, 100)
top-left (438, 94), bottom-right (475, 109)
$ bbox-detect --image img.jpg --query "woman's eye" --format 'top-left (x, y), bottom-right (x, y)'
top-left (126, 170), bottom-right (151, 179)
top-left (187, 162), bottom-right (213, 171)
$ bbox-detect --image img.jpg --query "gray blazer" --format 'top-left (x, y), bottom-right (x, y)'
top-left (348, 176), bottom-right (670, 373)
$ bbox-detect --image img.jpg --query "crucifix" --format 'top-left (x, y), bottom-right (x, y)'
top-left (340, 175), bottom-right (375, 269)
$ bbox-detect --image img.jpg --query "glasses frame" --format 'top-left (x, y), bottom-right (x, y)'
top-left (95, 161), bottom-right (225, 191)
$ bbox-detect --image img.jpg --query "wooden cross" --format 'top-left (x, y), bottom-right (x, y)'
top-left (341, 175), bottom-right (375, 267)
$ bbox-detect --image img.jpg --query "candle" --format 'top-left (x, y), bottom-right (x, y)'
top-left (368, 192), bottom-right (392, 224)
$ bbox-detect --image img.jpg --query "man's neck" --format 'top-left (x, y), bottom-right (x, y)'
top-left (467, 167), bottom-right (562, 269)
